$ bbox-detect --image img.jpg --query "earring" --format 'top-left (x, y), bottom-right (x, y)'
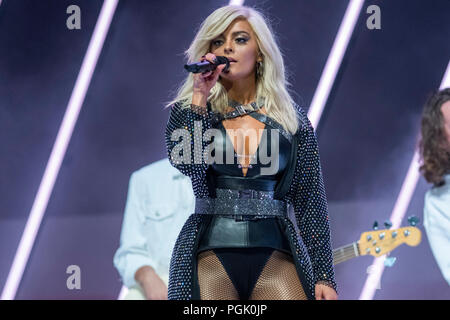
top-left (256, 61), bottom-right (263, 79)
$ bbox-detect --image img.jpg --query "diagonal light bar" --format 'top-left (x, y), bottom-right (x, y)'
top-left (229, 0), bottom-right (245, 6)
top-left (359, 59), bottom-right (450, 300)
top-left (1, 0), bottom-right (119, 300)
top-left (117, 286), bottom-right (128, 300)
top-left (308, 0), bottom-right (365, 129)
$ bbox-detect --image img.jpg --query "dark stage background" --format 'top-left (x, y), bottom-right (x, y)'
top-left (0, 0), bottom-right (449, 299)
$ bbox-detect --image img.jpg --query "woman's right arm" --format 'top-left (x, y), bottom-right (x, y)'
top-left (164, 53), bottom-right (226, 178)
top-left (164, 97), bottom-right (213, 178)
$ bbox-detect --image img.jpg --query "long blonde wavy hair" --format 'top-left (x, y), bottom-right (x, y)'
top-left (164, 5), bottom-right (299, 135)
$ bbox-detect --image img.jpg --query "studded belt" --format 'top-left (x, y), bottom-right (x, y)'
top-left (194, 188), bottom-right (289, 218)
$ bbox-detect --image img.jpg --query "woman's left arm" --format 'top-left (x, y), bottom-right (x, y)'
top-left (292, 106), bottom-right (338, 300)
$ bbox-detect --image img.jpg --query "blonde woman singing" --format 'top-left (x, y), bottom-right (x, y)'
top-left (165, 5), bottom-right (338, 300)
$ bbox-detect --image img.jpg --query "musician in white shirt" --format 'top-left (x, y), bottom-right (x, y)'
top-left (113, 158), bottom-right (195, 299)
top-left (419, 88), bottom-right (450, 286)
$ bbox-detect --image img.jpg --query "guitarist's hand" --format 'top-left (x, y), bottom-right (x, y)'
top-left (315, 283), bottom-right (338, 300)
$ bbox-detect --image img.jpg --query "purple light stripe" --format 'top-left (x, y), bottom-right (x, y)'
top-left (117, 286), bottom-right (128, 300)
top-left (1, 0), bottom-right (119, 300)
top-left (359, 59), bottom-right (450, 300)
top-left (229, 0), bottom-right (245, 6)
top-left (308, 0), bottom-right (365, 129)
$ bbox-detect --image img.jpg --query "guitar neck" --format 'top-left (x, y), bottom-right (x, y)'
top-left (333, 242), bottom-right (360, 265)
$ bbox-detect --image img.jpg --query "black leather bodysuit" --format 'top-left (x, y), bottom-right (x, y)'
top-left (197, 114), bottom-right (292, 255)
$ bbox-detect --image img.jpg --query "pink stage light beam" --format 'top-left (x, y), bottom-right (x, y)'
top-left (308, 0), bottom-right (365, 129)
top-left (229, 0), bottom-right (245, 6)
top-left (1, 0), bottom-right (119, 300)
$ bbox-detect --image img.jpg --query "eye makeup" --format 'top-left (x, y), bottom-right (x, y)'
top-left (211, 35), bottom-right (250, 47)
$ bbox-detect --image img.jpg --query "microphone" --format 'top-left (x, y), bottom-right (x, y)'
top-left (184, 56), bottom-right (230, 74)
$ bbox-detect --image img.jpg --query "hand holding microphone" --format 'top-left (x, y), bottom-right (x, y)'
top-left (184, 54), bottom-right (230, 74)
top-left (190, 53), bottom-right (228, 106)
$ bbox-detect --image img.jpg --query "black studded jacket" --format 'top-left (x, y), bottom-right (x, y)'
top-left (165, 101), bottom-right (337, 299)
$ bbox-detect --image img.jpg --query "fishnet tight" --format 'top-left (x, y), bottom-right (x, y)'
top-left (197, 249), bottom-right (308, 300)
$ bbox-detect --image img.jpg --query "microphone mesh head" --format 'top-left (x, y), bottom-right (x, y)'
top-left (215, 56), bottom-right (230, 72)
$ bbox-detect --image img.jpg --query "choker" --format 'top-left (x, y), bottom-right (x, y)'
top-left (211, 96), bottom-right (265, 123)
top-left (228, 96), bottom-right (265, 113)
